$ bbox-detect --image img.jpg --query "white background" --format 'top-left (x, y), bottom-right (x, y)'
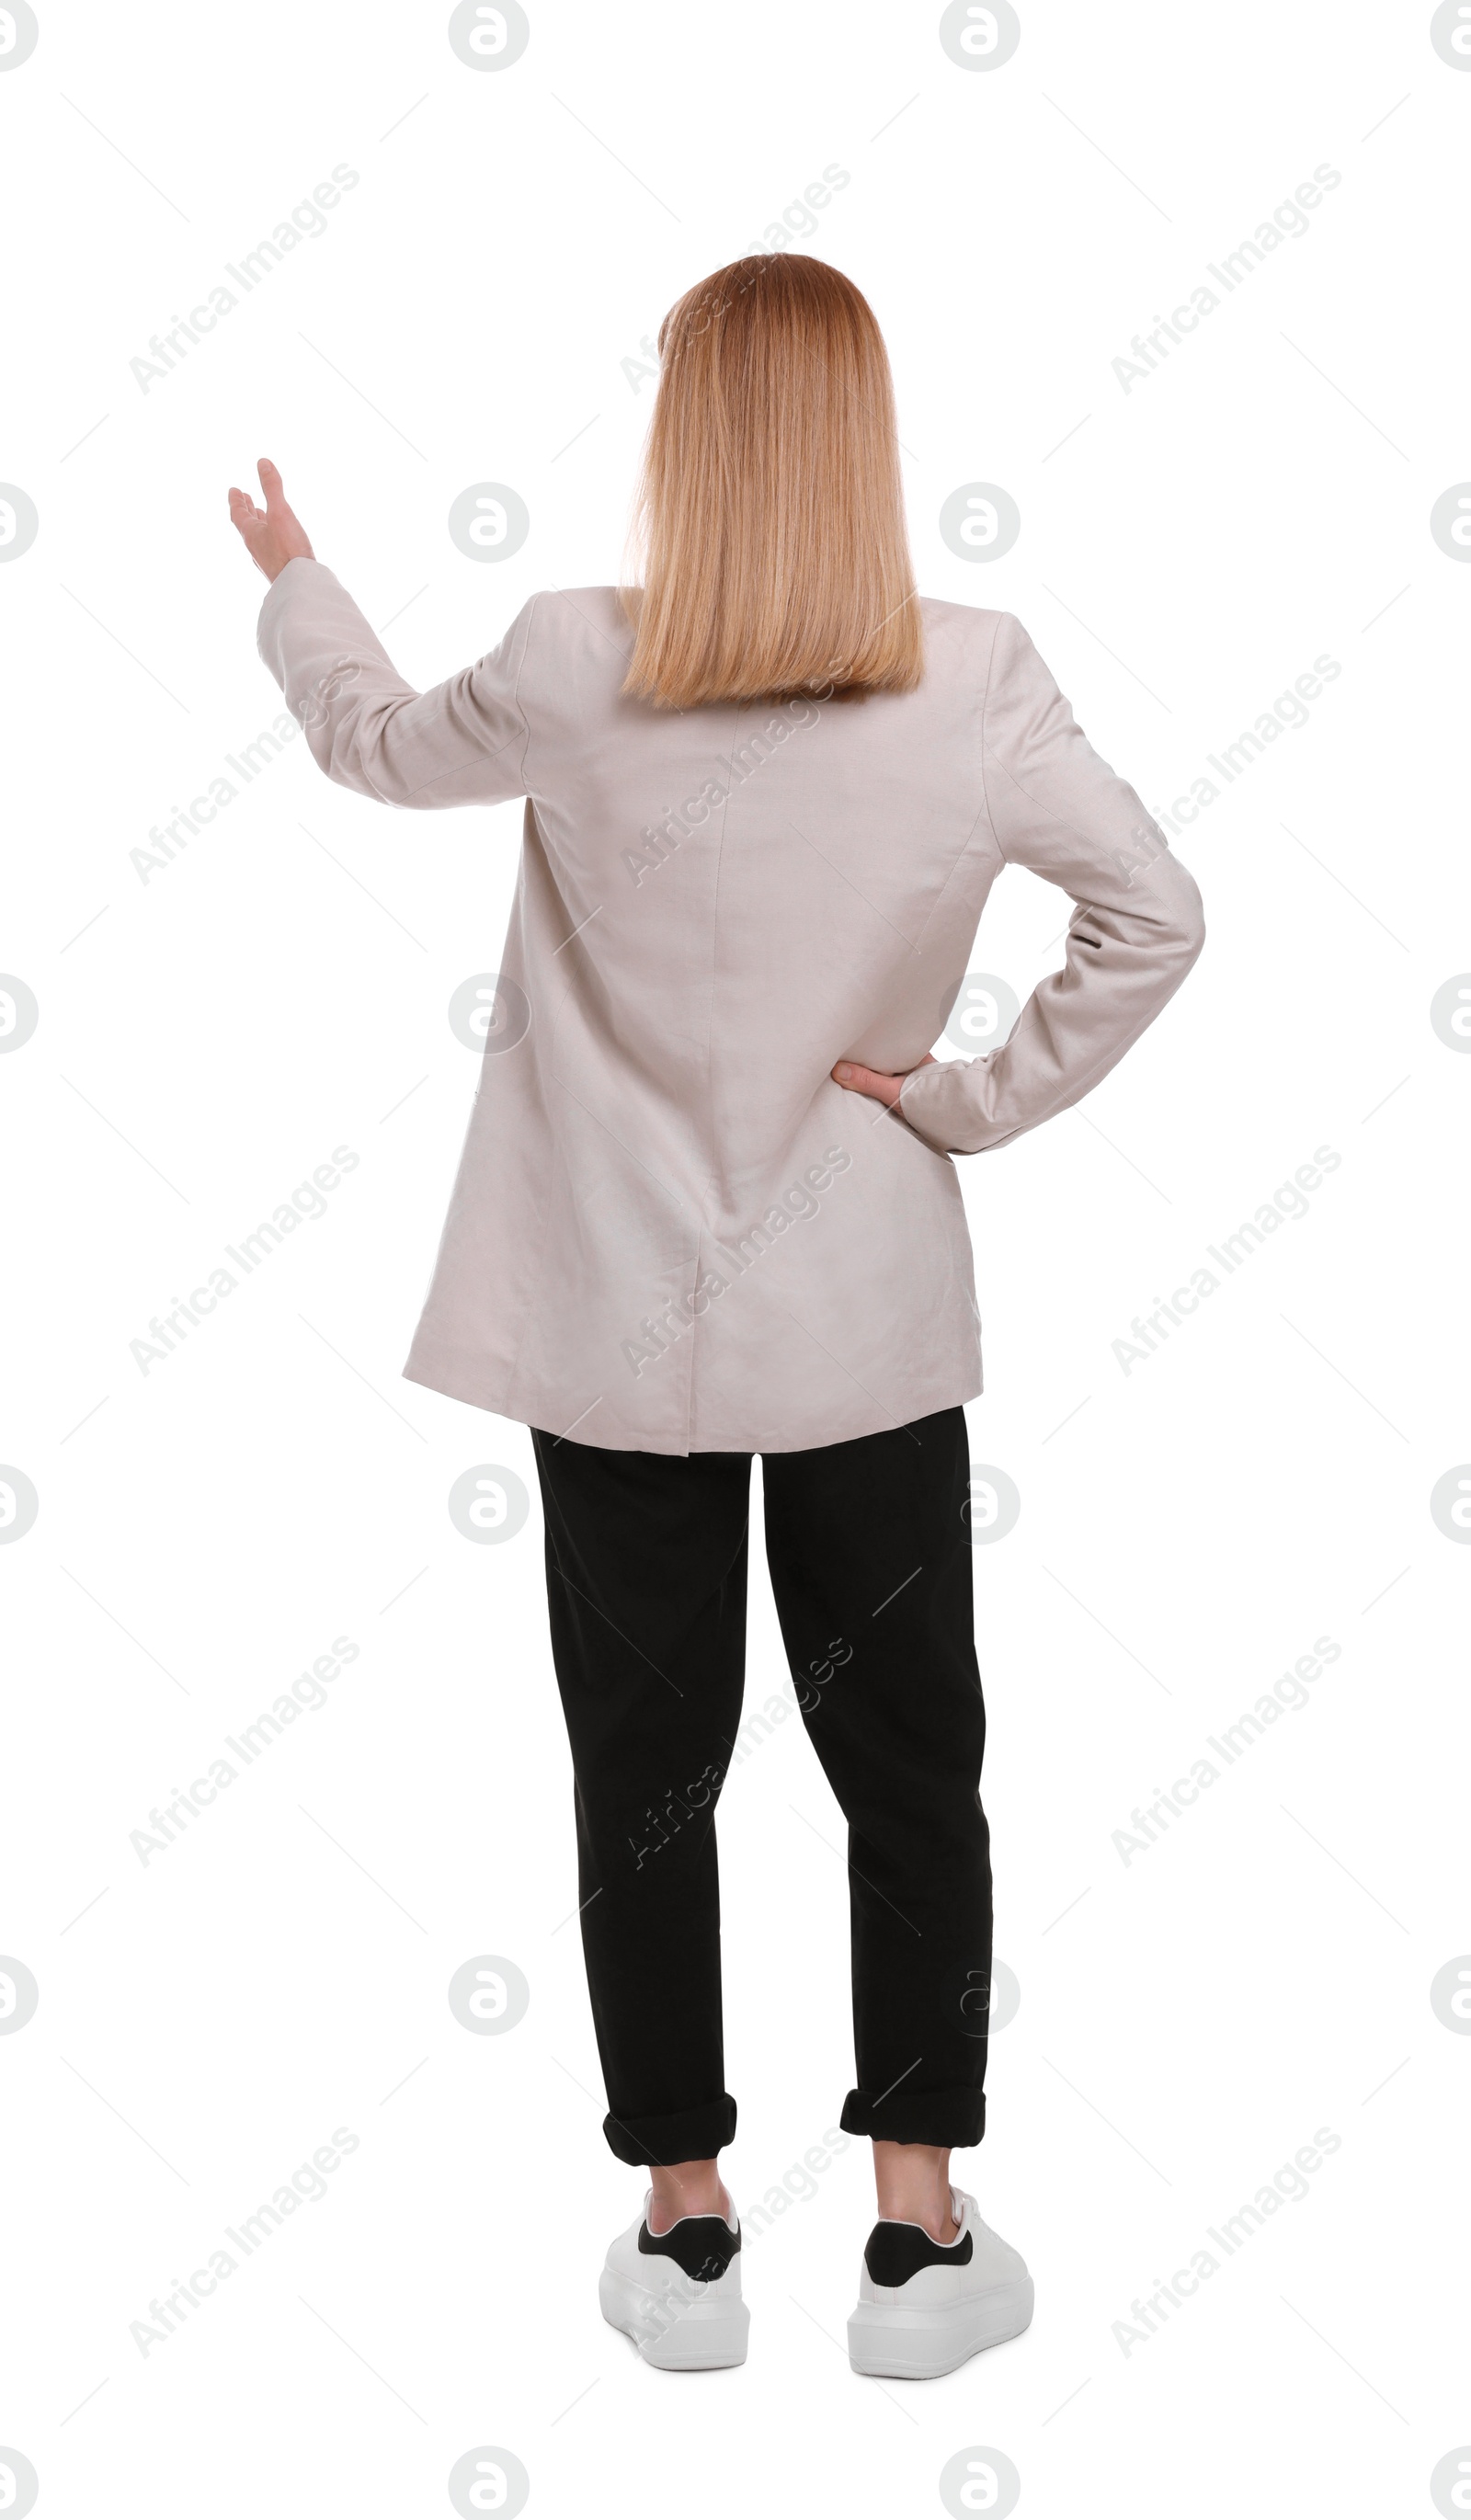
top-left (3, 2), bottom-right (1468, 2514)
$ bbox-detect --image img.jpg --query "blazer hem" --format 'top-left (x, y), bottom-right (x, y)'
top-left (402, 1334), bottom-right (983, 1457)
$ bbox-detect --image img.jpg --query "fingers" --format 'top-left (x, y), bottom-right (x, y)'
top-left (831, 1060), bottom-right (903, 1108)
top-left (225, 489), bottom-right (273, 578)
top-left (830, 1052), bottom-right (938, 1108)
top-left (227, 492), bottom-right (265, 554)
top-left (256, 457), bottom-right (314, 564)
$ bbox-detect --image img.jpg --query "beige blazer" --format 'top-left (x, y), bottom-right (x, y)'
top-left (257, 564), bottom-right (1204, 1454)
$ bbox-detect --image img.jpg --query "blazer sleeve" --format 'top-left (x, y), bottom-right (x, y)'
top-left (256, 557), bottom-right (536, 810)
top-left (896, 611), bottom-right (1204, 1157)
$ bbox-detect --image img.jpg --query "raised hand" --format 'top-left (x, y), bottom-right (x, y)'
top-left (227, 457), bottom-right (314, 583)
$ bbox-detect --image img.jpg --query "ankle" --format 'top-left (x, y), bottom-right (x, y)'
top-left (647, 2159), bottom-right (729, 2232)
top-left (891, 2199), bottom-right (958, 2245)
top-left (872, 2140), bottom-right (956, 2242)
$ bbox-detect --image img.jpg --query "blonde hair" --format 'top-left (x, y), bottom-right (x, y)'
top-left (621, 255), bottom-right (922, 711)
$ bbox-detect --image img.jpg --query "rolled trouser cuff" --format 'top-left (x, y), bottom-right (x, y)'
top-left (839, 2085), bottom-right (986, 2147)
top-left (602, 2092), bottom-right (738, 2167)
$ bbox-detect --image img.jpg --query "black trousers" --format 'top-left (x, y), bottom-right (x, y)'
top-left (530, 1407), bottom-right (992, 2168)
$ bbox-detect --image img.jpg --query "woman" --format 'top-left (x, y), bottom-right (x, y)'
top-left (230, 254), bottom-right (1203, 2380)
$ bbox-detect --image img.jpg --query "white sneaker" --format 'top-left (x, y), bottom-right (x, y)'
top-left (599, 2191), bottom-right (749, 2370)
top-left (847, 2186), bottom-right (1033, 2379)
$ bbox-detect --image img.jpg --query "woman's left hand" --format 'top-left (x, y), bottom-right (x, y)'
top-left (227, 457), bottom-right (314, 582)
top-left (831, 1051), bottom-right (935, 1109)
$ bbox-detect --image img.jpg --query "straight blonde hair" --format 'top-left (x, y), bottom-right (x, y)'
top-left (621, 256), bottom-right (922, 711)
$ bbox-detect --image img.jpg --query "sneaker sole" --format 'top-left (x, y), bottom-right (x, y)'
top-left (847, 2275), bottom-right (1034, 2379)
top-left (599, 2266), bottom-right (750, 2370)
